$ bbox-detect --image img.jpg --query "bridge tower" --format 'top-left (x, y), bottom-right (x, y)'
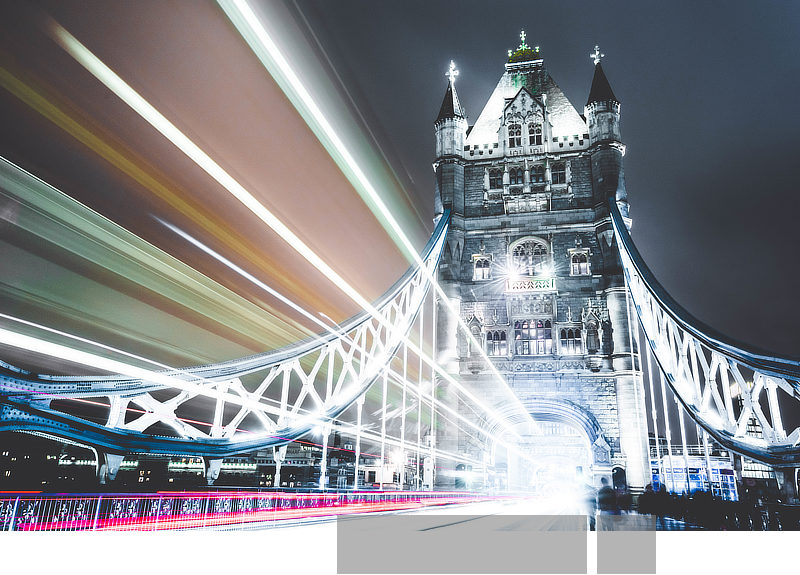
top-left (432, 36), bottom-right (650, 492)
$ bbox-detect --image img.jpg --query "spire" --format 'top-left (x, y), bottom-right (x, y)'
top-left (586, 60), bottom-right (618, 106)
top-left (507, 30), bottom-right (542, 64)
top-left (436, 60), bottom-right (465, 122)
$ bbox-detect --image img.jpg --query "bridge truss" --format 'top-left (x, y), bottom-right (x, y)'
top-left (610, 199), bottom-right (800, 475)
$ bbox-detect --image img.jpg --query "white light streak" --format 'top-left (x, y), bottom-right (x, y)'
top-left (50, 17), bottom-right (522, 439)
top-left (217, 0), bottom-right (535, 433)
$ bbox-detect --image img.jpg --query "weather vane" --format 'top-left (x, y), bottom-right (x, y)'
top-left (590, 45), bottom-right (604, 65)
top-left (446, 60), bottom-right (459, 84)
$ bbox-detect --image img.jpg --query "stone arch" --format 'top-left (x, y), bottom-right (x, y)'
top-left (481, 396), bottom-right (612, 489)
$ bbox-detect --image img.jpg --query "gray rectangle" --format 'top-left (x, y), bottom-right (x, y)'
top-left (337, 514), bottom-right (586, 574)
top-left (597, 515), bottom-right (656, 574)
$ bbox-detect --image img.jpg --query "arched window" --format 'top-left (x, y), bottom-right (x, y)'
top-left (508, 123), bottom-right (522, 148)
top-left (560, 328), bottom-right (582, 355)
top-left (528, 123), bottom-right (542, 146)
top-left (531, 165), bottom-right (545, 183)
top-left (570, 252), bottom-right (590, 276)
top-left (509, 168), bottom-right (523, 185)
top-left (552, 163), bottom-right (566, 184)
top-left (511, 240), bottom-right (549, 276)
top-left (486, 331), bottom-right (507, 356)
top-left (489, 169), bottom-right (503, 189)
top-left (514, 319), bottom-right (552, 355)
top-left (473, 258), bottom-right (491, 280)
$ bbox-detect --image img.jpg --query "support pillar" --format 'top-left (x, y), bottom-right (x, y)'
top-left (319, 423), bottom-right (331, 490)
top-left (776, 467), bottom-right (799, 503)
top-left (353, 395), bottom-right (365, 490)
top-left (98, 453), bottom-right (123, 485)
top-left (607, 285), bottom-right (650, 493)
top-left (205, 458), bottom-right (222, 486)
top-left (399, 343), bottom-right (408, 490)
top-left (274, 444), bottom-right (287, 488)
top-left (380, 369), bottom-right (388, 490)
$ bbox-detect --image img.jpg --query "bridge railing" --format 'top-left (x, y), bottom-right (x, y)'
top-left (0, 490), bottom-right (488, 532)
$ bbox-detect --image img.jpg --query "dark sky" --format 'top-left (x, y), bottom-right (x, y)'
top-left (297, 0), bottom-right (800, 358)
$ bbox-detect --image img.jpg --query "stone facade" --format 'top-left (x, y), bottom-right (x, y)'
top-left (432, 40), bottom-right (649, 492)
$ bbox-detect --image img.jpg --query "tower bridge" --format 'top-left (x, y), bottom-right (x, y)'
top-left (1, 11), bottom-right (800, 540)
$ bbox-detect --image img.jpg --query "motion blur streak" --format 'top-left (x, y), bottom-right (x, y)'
top-left (0, 157), bottom-right (310, 352)
top-left (4, 491), bottom-right (500, 532)
top-left (0, 326), bottom-right (314, 425)
top-left (219, 0), bottom-right (535, 433)
top-left (0, 312), bottom-right (195, 373)
top-left (0, 65), bottom-right (333, 329)
top-left (130, 222), bottom-right (514, 459)
top-left (217, 0), bottom-right (415, 260)
top-left (157, 219), bottom-right (491, 446)
top-left (50, 20), bottom-right (520, 440)
top-left (49, 21), bottom-right (369, 318)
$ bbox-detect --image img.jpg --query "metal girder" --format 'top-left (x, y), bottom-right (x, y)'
top-left (609, 199), bottom-right (800, 465)
top-left (0, 213), bottom-right (450, 458)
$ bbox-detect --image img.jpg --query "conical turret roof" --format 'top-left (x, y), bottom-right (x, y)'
top-left (436, 80), bottom-right (465, 122)
top-left (586, 61), bottom-right (618, 106)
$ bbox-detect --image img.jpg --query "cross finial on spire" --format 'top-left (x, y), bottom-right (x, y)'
top-left (590, 45), bottom-right (604, 65)
top-left (520, 30), bottom-right (527, 47)
top-left (446, 60), bottom-right (459, 85)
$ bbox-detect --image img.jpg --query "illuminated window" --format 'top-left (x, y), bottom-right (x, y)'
top-left (570, 252), bottom-right (590, 275)
top-left (528, 123), bottom-right (542, 146)
top-left (511, 240), bottom-right (549, 276)
top-left (508, 123), bottom-right (522, 148)
top-left (486, 331), bottom-right (507, 356)
top-left (560, 328), bottom-right (583, 355)
top-left (531, 165), bottom-right (545, 183)
top-left (514, 320), bottom-right (552, 355)
top-left (489, 169), bottom-right (503, 189)
top-left (509, 167), bottom-right (523, 185)
top-left (473, 257), bottom-right (491, 280)
top-left (552, 163), bottom-right (566, 184)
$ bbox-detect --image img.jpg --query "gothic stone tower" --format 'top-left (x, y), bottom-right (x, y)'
top-left (433, 39), bottom-right (650, 492)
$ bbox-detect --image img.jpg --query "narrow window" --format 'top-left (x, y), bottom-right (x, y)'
top-left (508, 123), bottom-right (522, 148)
top-left (570, 252), bottom-right (589, 276)
top-left (552, 163), bottom-right (566, 184)
top-left (528, 124), bottom-right (542, 146)
top-left (531, 165), bottom-right (545, 183)
top-left (473, 258), bottom-right (491, 280)
top-left (509, 168), bottom-right (523, 185)
top-left (489, 169), bottom-right (503, 189)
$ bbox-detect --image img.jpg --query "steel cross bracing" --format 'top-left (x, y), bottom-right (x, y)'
top-left (609, 199), bottom-right (800, 465)
top-left (0, 213), bottom-right (450, 461)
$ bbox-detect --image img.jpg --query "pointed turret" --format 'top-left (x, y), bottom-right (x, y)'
top-left (586, 61), bottom-right (618, 106)
top-left (585, 46), bottom-right (628, 217)
top-left (434, 61), bottom-right (468, 221)
top-left (436, 79), bottom-right (465, 122)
